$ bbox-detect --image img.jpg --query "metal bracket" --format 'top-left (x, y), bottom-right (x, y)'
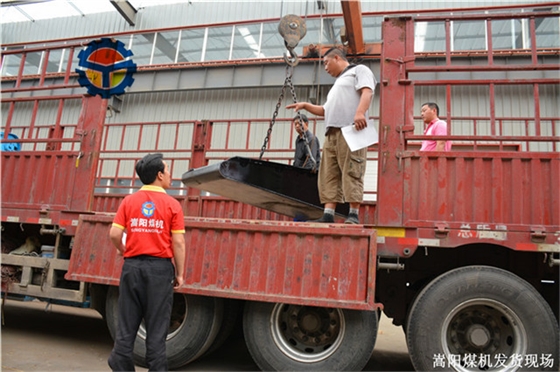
top-left (384, 56), bottom-right (415, 83)
top-left (435, 223), bottom-right (450, 238)
top-left (530, 226), bottom-right (546, 242)
top-left (547, 253), bottom-right (560, 267)
top-left (395, 151), bottom-right (413, 172)
top-left (40, 260), bottom-right (50, 291)
top-left (377, 256), bottom-right (405, 271)
top-left (19, 266), bottom-right (32, 288)
top-left (395, 124), bottom-right (416, 170)
top-left (396, 125), bottom-right (415, 133)
top-left (40, 225), bottom-right (65, 235)
top-left (384, 56), bottom-right (415, 64)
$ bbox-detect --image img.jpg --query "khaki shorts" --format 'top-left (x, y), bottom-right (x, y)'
top-left (318, 128), bottom-right (367, 204)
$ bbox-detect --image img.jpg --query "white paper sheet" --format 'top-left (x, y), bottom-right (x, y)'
top-left (341, 120), bottom-right (378, 151)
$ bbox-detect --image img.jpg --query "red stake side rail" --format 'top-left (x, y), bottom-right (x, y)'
top-left (1, 7), bottom-right (558, 370)
top-left (1, 6), bottom-right (558, 299)
top-left (67, 214), bottom-right (379, 311)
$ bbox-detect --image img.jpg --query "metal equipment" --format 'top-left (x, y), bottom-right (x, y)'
top-left (181, 157), bottom-right (349, 220)
top-left (181, 15), bottom-right (329, 220)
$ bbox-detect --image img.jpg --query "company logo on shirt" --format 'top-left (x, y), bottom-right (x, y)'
top-left (141, 201), bottom-right (156, 218)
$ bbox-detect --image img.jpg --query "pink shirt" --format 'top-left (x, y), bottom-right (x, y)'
top-left (420, 119), bottom-right (452, 151)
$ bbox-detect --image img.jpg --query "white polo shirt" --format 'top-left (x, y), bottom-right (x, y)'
top-left (323, 64), bottom-right (376, 130)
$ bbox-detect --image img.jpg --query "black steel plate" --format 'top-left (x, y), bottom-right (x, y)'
top-left (181, 157), bottom-right (349, 220)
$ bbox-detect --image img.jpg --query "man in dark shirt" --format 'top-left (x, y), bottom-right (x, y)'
top-left (292, 114), bottom-right (320, 171)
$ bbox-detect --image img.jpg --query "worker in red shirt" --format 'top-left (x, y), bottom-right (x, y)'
top-left (108, 153), bottom-right (185, 372)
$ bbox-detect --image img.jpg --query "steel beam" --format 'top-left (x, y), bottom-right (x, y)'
top-left (341, 0), bottom-right (365, 55)
top-left (109, 0), bottom-right (137, 26)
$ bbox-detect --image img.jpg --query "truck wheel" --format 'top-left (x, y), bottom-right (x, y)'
top-left (88, 284), bottom-right (108, 321)
top-left (202, 298), bottom-right (241, 357)
top-left (243, 301), bottom-right (378, 371)
top-left (105, 286), bottom-right (224, 369)
top-left (407, 266), bottom-right (559, 371)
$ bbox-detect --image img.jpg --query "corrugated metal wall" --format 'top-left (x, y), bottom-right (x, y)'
top-left (4, 81), bottom-right (553, 201)
top-left (3, 0), bottom-right (552, 45)
top-left (103, 83), bottom-right (383, 152)
top-left (413, 84), bottom-right (559, 151)
top-left (2, 1), bottom-right (557, 202)
top-left (107, 84), bottom-right (557, 137)
top-left (106, 86), bottom-right (359, 123)
top-left (1, 99), bottom-right (83, 150)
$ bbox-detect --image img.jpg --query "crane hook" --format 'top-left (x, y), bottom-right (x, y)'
top-left (278, 14), bottom-right (307, 67)
top-left (283, 45), bottom-right (299, 66)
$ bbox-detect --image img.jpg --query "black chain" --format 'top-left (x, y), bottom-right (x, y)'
top-left (260, 65), bottom-right (289, 159)
top-left (259, 63), bottom-right (318, 171)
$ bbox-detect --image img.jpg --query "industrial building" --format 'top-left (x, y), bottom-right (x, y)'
top-left (2, 3), bottom-right (559, 371)
top-left (2, 0), bottom-right (559, 201)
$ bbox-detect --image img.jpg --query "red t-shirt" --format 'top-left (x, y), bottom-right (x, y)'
top-left (112, 185), bottom-right (185, 258)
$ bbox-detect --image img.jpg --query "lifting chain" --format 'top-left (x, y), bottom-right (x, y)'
top-left (259, 14), bottom-right (317, 171)
top-left (259, 65), bottom-right (317, 171)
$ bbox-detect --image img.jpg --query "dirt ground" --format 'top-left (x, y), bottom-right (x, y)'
top-left (1, 298), bottom-right (413, 371)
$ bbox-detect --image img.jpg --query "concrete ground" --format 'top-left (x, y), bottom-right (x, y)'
top-left (1, 298), bottom-right (413, 371)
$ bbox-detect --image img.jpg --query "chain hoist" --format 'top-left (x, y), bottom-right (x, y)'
top-left (259, 15), bottom-right (317, 171)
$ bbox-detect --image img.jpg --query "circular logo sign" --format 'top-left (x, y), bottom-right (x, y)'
top-left (76, 38), bottom-right (137, 99)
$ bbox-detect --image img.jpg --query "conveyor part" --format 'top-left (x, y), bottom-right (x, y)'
top-left (181, 157), bottom-right (349, 220)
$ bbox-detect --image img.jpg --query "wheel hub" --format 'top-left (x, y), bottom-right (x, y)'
top-left (442, 299), bottom-right (527, 371)
top-left (271, 304), bottom-right (345, 363)
top-left (450, 309), bottom-right (499, 353)
top-left (287, 307), bottom-right (337, 347)
top-left (301, 313), bottom-right (320, 332)
top-left (466, 324), bottom-right (491, 348)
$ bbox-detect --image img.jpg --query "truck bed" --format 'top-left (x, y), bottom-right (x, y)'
top-left (66, 214), bottom-right (379, 310)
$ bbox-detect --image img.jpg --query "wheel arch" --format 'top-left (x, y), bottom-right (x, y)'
top-left (377, 243), bottom-right (559, 326)
top-left (405, 264), bottom-right (560, 371)
top-left (88, 283), bottom-right (109, 320)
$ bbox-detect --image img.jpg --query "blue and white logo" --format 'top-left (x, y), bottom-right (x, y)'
top-left (141, 201), bottom-right (156, 218)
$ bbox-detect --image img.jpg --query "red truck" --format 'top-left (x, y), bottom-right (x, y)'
top-left (2, 7), bottom-right (558, 372)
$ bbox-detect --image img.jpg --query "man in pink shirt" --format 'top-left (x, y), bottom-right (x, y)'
top-left (420, 102), bottom-right (452, 151)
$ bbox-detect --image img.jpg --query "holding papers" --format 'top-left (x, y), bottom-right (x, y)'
top-left (341, 119), bottom-right (379, 151)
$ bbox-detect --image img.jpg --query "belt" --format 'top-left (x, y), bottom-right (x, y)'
top-left (125, 255), bottom-right (171, 261)
top-left (325, 127), bottom-right (341, 136)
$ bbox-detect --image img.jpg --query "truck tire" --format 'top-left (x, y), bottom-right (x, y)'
top-left (407, 266), bottom-right (559, 371)
top-left (88, 284), bottom-right (108, 321)
top-left (105, 286), bottom-right (224, 369)
top-left (243, 301), bottom-right (378, 371)
top-left (202, 298), bottom-right (241, 357)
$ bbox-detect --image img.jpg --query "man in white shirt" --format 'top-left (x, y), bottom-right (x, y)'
top-left (287, 47), bottom-right (376, 224)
